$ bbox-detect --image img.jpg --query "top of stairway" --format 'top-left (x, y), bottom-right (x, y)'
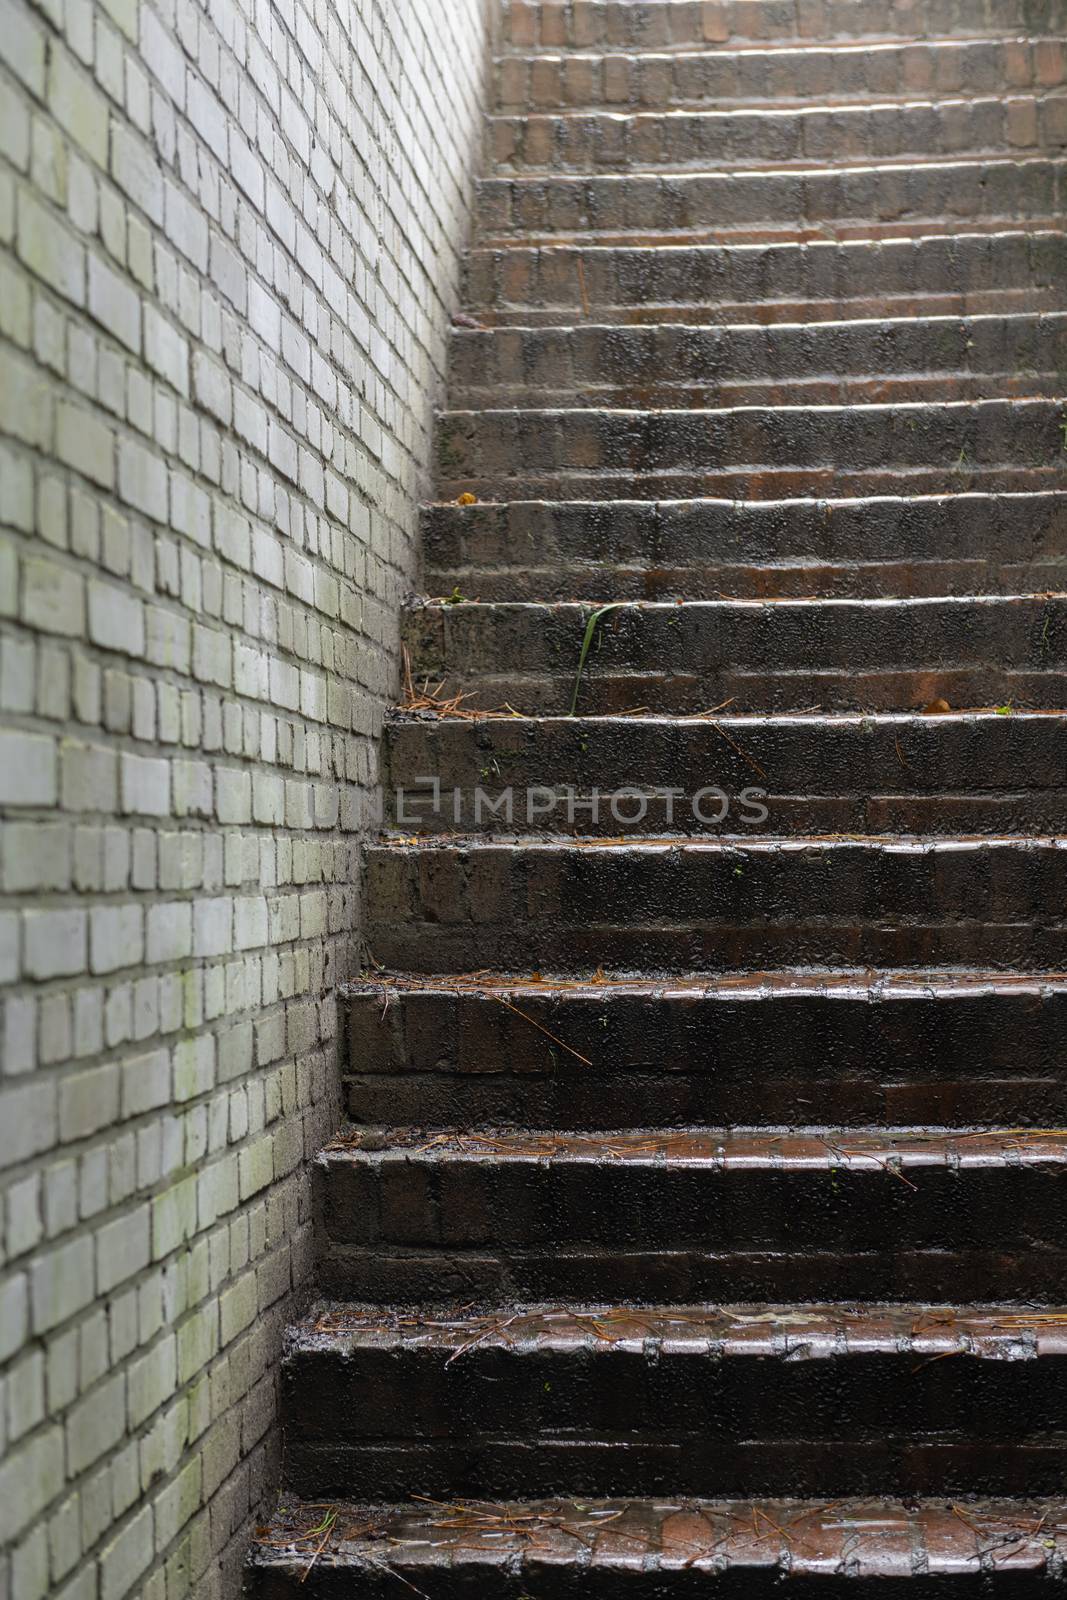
top-left (497, 0), bottom-right (1067, 52)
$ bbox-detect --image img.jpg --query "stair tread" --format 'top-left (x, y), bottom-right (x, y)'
top-left (342, 968), bottom-right (1067, 998)
top-left (497, 92), bottom-right (1060, 118)
top-left (323, 1124), bottom-right (1067, 1166)
top-left (413, 591), bottom-right (1065, 609)
top-left (499, 34), bottom-right (1064, 57)
top-left (391, 707), bottom-right (1067, 722)
top-left (440, 396), bottom-right (1066, 416)
top-left (493, 92), bottom-right (1067, 114)
top-left (252, 1493), bottom-right (1067, 1580)
top-left (480, 150), bottom-right (1066, 179)
top-left (371, 832), bottom-right (1067, 845)
top-left (451, 307), bottom-right (1067, 332)
top-left (293, 1298), bottom-right (1067, 1353)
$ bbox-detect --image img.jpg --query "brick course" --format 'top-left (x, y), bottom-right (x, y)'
top-left (0, 0), bottom-right (488, 1594)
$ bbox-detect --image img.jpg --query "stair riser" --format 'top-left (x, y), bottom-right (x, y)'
top-left (423, 494), bottom-right (1067, 601)
top-left (366, 841), bottom-right (1067, 972)
top-left (384, 715), bottom-right (1067, 836)
top-left (404, 597), bottom-right (1067, 715)
top-left (437, 402), bottom-right (1064, 503)
top-left (282, 1433), bottom-right (1067, 1503)
top-left (320, 1154), bottom-right (1067, 1251)
top-left (346, 1069), bottom-right (1067, 1130)
top-left (491, 99), bottom-right (1067, 174)
top-left (319, 1241), bottom-right (1067, 1306)
top-left (448, 318), bottom-right (1067, 410)
top-left (465, 235), bottom-right (1067, 324)
top-left (496, 40), bottom-right (1067, 113)
top-left (388, 789), bottom-right (1067, 838)
top-left (284, 1353), bottom-right (1067, 1505)
top-left (427, 559), bottom-right (1067, 603)
top-left (343, 985), bottom-right (1067, 1128)
top-left (498, 0), bottom-right (1067, 51)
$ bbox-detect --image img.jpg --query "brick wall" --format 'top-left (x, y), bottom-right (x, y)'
top-left (0, 0), bottom-right (488, 1591)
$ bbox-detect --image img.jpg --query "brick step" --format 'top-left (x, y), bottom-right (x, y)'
top-left (281, 1301), bottom-right (1067, 1501)
top-left (435, 399), bottom-right (1064, 502)
top-left (498, 0), bottom-right (1067, 51)
top-left (489, 97), bottom-right (1067, 174)
top-left (496, 37), bottom-right (1067, 113)
top-left (403, 594), bottom-right (1067, 715)
top-left (316, 1127), bottom-right (1067, 1301)
top-left (448, 313), bottom-right (1067, 409)
top-left (253, 1493), bottom-right (1067, 1595)
top-left (341, 972), bottom-right (1067, 1130)
top-left (466, 232), bottom-right (1066, 328)
top-left (476, 158), bottom-right (1067, 241)
top-left (364, 837), bottom-right (1067, 974)
top-left (383, 711), bottom-right (1067, 837)
top-left (423, 492), bottom-right (1067, 601)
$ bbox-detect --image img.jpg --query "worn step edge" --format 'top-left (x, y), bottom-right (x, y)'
top-left (496, 88), bottom-right (1065, 120)
top-left (478, 151), bottom-right (1067, 186)
top-left (340, 969), bottom-right (1067, 1002)
top-left (321, 1124), bottom-right (1067, 1171)
top-left (290, 1299), bottom-right (1067, 1357)
top-left (249, 1494), bottom-right (1067, 1589)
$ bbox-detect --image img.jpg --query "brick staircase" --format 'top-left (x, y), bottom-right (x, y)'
top-left (249, 0), bottom-right (1067, 1590)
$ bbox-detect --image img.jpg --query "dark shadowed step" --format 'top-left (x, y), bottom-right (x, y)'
top-left (342, 971), bottom-right (1067, 1129)
top-left (436, 399), bottom-right (1064, 502)
top-left (465, 232), bottom-right (1067, 327)
top-left (403, 595), bottom-right (1067, 714)
top-left (496, 37), bottom-right (1067, 113)
top-left (364, 836), bottom-right (1067, 973)
top-left (251, 1494), bottom-right (1067, 1596)
top-left (476, 159), bottom-right (1067, 243)
top-left (316, 1128), bottom-right (1067, 1303)
top-left (490, 97), bottom-right (1067, 174)
top-left (282, 1302), bottom-right (1067, 1500)
top-left (448, 314), bottom-right (1067, 409)
top-left (423, 492), bottom-right (1067, 600)
top-left (384, 710), bottom-right (1067, 836)
top-left (497, 0), bottom-right (1067, 51)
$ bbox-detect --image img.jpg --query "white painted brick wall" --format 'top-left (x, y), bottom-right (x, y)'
top-left (0, 0), bottom-right (489, 1592)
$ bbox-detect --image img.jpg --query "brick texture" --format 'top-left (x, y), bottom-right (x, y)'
top-left (0, 0), bottom-right (488, 1593)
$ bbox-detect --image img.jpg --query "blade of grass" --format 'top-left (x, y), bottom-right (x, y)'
top-left (569, 602), bottom-right (628, 717)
